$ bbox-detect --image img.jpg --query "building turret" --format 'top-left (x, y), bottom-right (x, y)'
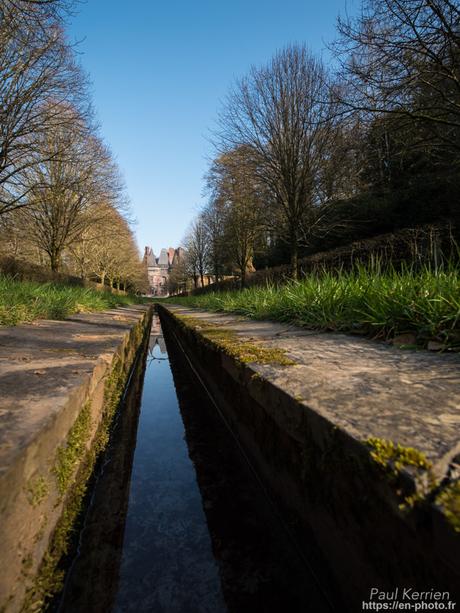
top-left (158, 248), bottom-right (169, 268)
top-left (143, 246), bottom-right (157, 267)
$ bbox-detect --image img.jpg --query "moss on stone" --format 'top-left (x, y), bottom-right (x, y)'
top-left (366, 437), bottom-right (438, 510)
top-left (25, 437), bottom-right (104, 610)
top-left (367, 437), bottom-right (432, 476)
top-left (25, 412), bottom-right (97, 604)
top-left (24, 429), bottom-right (94, 610)
top-left (53, 401), bottom-right (92, 496)
top-left (204, 327), bottom-right (295, 365)
top-left (175, 314), bottom-right (212, 328)
top-left (176, 314), bottom-right (296, 366)
top-left (26, 476), bottom-right (49, 508)
top-left (96, 353), bottom-right (125, 453)
top-left (436, 480), bottom-right (460, 532)
top-left (23, 550), bottom-right (65, 612)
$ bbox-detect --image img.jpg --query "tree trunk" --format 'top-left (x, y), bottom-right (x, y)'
top-left (240, 267), bottom-right (246, 289)
top-left (49, 250), bottom-right (60, 273)
top-left (290, 240), bottom-right (299, 280)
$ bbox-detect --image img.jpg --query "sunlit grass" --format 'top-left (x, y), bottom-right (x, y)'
top-left (0, 275), bottom-right (142, 326)
top-left (167, 264), bottom-right (460, 347)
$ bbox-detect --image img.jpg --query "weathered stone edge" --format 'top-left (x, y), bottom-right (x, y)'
top-left (158, 304), bottom-right (460, 609)
top-left (0, 305), bottom-right (152, 613)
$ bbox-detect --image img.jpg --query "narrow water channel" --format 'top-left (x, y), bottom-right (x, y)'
top-left (56, 315), bottom-right (333, 612)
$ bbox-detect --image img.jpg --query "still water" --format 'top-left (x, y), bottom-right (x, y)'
top-left (56, 315), bottom-right (332, 612)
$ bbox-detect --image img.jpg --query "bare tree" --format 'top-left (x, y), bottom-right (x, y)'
top-left (67, 202), bottom-right (146, 292)
top-left (333, 0), bottom-right (460, 154)
top-left (2, 1), bottom-right (74, 11)
top-left (0, 0), bottom-right (87, 216)
top-left (217, 44), bottom-right (339, 277)
top-left (20, 107), bottom-right (122, 271)
top-left (183, 251), bottom-right (199, 289)
top-left (207, 146), bottom-right (264, 286)
top-left (201, 191), bottom-right (228, 283)
top-left (167, 254), bottom-right (188, 295)
top-left (183, 216), bottom-right (209, 288)
top-left (74, 204), bottom-right (123, 286)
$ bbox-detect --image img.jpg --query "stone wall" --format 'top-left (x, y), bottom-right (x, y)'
top-left (0, 305), bottom-right (152, 612)
top-left (158, 304), bottom-right (460, 611)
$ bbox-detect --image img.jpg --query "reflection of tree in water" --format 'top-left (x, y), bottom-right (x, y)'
top-left (148, 333), bottom-right (168, 363)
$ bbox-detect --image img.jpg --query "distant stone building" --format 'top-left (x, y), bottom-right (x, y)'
top-left (143, 246), bottom-right (185, 296)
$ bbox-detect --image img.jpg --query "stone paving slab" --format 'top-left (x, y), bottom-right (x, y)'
top-left (0, 306), bottom-right (149, 479)
top-left (165, 305), bottom-right (460, 478)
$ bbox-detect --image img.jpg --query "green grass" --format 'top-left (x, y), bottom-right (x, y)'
top-left (167, 265), bottom-right (460, 348)
top-left (0, 275), bottom-right (142, 326)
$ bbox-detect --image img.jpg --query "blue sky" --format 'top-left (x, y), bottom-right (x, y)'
top-left (68, 0), bottom-right (356, 256)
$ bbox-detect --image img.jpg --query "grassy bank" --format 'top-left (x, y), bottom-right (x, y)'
top-left (167, 266), bottom-right (460, 348)
top-left (0, 276), bottom-right (142, 326)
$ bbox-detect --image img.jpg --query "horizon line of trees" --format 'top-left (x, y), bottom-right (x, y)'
top-left (0, 0), bottom-right (148, 293)
top-left (178, 0), bottom-right (460, 289)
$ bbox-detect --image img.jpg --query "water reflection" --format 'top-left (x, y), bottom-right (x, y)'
top-left (111, 317), bottom-right (226, 613)
top-left (55, 315), bottom-right (332, 612)
top-left (149, 332), bottom-right (167, 359)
